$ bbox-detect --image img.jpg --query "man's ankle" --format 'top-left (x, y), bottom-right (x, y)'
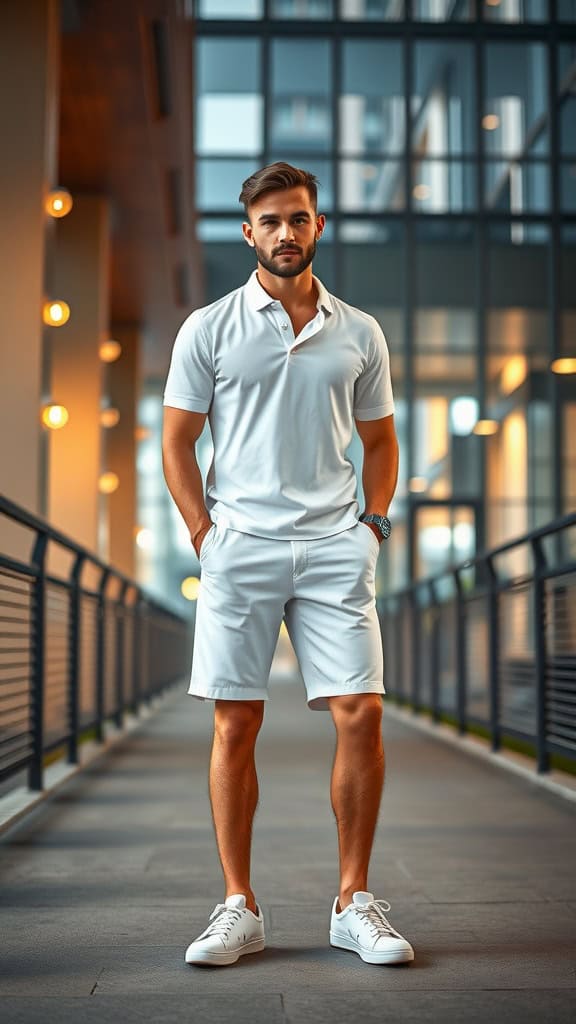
top-left (227, 890), bottom-right (257, 914)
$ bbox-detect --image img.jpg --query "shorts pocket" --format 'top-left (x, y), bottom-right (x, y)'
top-left (358, 521), bottom-right (381, 556)
top-left (199, 523), bottom-right (217, 561)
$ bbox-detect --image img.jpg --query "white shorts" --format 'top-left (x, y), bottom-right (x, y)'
top-left (189, 519), bottom-right (385, 711)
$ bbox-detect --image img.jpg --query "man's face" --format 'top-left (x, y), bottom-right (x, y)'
top-left (242, 186), bottom-right (325, 279)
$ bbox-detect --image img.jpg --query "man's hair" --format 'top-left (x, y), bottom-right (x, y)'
top-left (239, 162), bottom-right (319, 217)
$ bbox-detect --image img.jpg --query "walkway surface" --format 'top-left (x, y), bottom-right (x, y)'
top-left (2, 675), bottom-right (576, 1024)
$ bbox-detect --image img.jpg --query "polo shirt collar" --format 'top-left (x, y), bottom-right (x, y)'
top-left (245, 270), bottom-right (333, 316)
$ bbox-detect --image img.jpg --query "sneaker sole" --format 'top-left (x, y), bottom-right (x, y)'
top-left (185, 936), bottom-right (265, 966)
top-left (330, 931), bottom-right (414, 965)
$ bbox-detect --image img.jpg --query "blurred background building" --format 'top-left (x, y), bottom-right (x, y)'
top-left (1, 0), bottom-right (575, 617)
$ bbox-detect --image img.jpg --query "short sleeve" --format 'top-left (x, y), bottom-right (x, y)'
top-left (162, 312), bottom-right (214, 413)
top-left (353, 321), bottom-right (395, 421)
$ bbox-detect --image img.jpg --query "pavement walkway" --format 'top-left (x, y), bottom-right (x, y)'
top-left (1, 674), bottom-right (576, 1023)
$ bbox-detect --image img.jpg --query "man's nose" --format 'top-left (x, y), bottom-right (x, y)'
top-left (279, 223), bottom-right (296, 241)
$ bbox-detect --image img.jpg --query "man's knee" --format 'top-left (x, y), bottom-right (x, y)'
top-left (214, 699), bottom-right (265, 748)
top-left (328, 693), bottom-right (383, 738)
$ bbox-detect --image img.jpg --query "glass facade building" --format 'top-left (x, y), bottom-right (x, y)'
top-left (151, 2), bottom-right (576, 601)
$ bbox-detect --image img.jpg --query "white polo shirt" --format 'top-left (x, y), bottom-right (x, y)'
top-left (163, 270), bottom-right (395, 540)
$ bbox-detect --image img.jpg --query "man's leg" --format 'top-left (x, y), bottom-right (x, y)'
top-left (209, 698), bottom-right (265, 915)
top-left (327, 693), bottom-right (385, 912)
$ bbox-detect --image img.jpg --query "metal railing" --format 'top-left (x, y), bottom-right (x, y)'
top-left (378, 512), bottom-right (576, 774)
top-left (0, 494), bottom-right (192, 792)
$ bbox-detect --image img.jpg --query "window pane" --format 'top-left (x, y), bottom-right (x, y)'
top-left (197, 160), bottom-right (257, 210)
top-left (560, 224), bottom-right (576, 355)
top-left (196, 219), bottom-right (244, 241)
top-left (200, 243), bottom-right (256, 303)
top-left (560, 161), bottom-right (576, 210)
top-left (412, 225), bottom-right (479, 503)
top-left (340, 0), bottom-right (405, 18)
top-left (198, 96), bottom-right (263, 154)
top-left (339, 159), bottom-right (405, 211)
top-left (413, 42), bottom-right (476, 156)
top-left (198, 39), bottom-right (260, 93)
top-left (483, 0), bottom-right (548, 21)
top-left (271, 0), bottom-right (334, 15)
top-left (558, 0), bottom-right (576, 18)
top-left (559, 46), bottom-right (576, 156)
top-left (483, 43), bottom-right (549, 156)
top-left (270, 40), bottom-right (332, 151)
top-left (484, 161), bottom-right (550, 213)
top-left (414, 219), bottom-right (476, 308)
top-left (412, 160), bottom-right (476, 213)
top-left (341, 41), bottom-right (404, 156)
top-left (413, 0), bottom-right (474, 20)
top-left (196, 40), bottom-right (262, 155)
top-left (196, 0), bottom-right (263, 16)
top-left (268, 155), bottom-right (334, 208)
top-left (486, 221), bottom-right (550, 359)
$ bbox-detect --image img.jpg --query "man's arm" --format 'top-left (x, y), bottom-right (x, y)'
top-left (354, 413), bottom-right (399, 531)
top-left (161, 407), bottom-right (213, 558)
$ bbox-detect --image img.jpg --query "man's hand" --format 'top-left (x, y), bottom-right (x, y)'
top-left (192, 520), bottom-right (213, 560)
top-left (365, 522), bottom-right (383, 545)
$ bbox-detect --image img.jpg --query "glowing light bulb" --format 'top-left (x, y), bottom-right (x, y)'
top-left (43, 300), bottom-right (70, 326)
top-left (99, 340), bottom-right (122, 363)
top-left (100, 407), bottom-right (121, 428)
top-left (45, 188), bottom-right (73, 218)
top-left (98, 472), bottom-right (120, 494)
top-left (41, 404), bottom-right (69, 429)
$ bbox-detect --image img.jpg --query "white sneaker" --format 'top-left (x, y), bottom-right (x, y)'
top-left (330, 891), bottom-right (414, 965)
top-left (184, 893), bottom-right (265, 966)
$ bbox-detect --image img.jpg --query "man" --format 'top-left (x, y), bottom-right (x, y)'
top-left (162, 162), bottom-right (414, 968)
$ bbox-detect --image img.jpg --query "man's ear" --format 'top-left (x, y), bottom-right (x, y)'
top-left (316, 213), bottom-right (326, 238)
top-left (242, 221), bottom-right (255, 248)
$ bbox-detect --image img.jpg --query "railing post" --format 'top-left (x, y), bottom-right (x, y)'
top-left (95, 567), bottom-right (110, 744)
top-left (454, 568), bottom-right (467, 736)
top-left (396, 597), bottom-right (404, 703)
top-left (429, 580), bottom-right (440, 722)
top-left (130, 588), bottom-right (141, 716)
top-left (28, 532), bottom-right (48, 791)
top-left (487, 554), bottom-right (501, 753)
top-left (114, 578), bottom-right (128, 729)
top-left (531, 536), bottom-right (550, 774)
top-left (410, 587), bottom-right (420, 713)
top-left (68, 552), bottom-right (86, 765)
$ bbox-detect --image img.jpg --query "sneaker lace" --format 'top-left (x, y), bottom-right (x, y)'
top-left (205, 904), bottom-right (243, 939)
top-left (355, 899), bottom-right (399, 939)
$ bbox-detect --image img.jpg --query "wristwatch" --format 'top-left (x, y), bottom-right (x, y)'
top-left (359, 513), bottom-right (392, 540)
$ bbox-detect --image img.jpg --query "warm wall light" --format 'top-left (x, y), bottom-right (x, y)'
top-left (43, 300), bottom-right (70, 326)
top-left (45, 188), bottom-right (73, 218)
top-left (551, 357), bottom-right (576, 374)
top-left (98, 472), bottom-right (119, 494)
top-left (99, 340), bottom-right (122, 363)
top-left (482, 114), bottom-right (500, 131)
top-left (134, 425), bottom-right (151, 441)
top-left (413, 184), bottom-right (431, 201)
top-left (134, 527), bottom-right (153, 550)
top-left (500, 355), bottom-right (527, 396)
top-left (473, 419), bottom-right (499, 435)
top-left (181, 576), bottom-right (201, 601)
top-left (41, 404), bottom-right (69, 429)
top-left (100, 407), bottom-right (121, 428)
top-left (408, 476), bottom-right (428, 492)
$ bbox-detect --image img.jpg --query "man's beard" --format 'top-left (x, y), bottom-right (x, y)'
top-left (254, 239), bottom-right (317, 278)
